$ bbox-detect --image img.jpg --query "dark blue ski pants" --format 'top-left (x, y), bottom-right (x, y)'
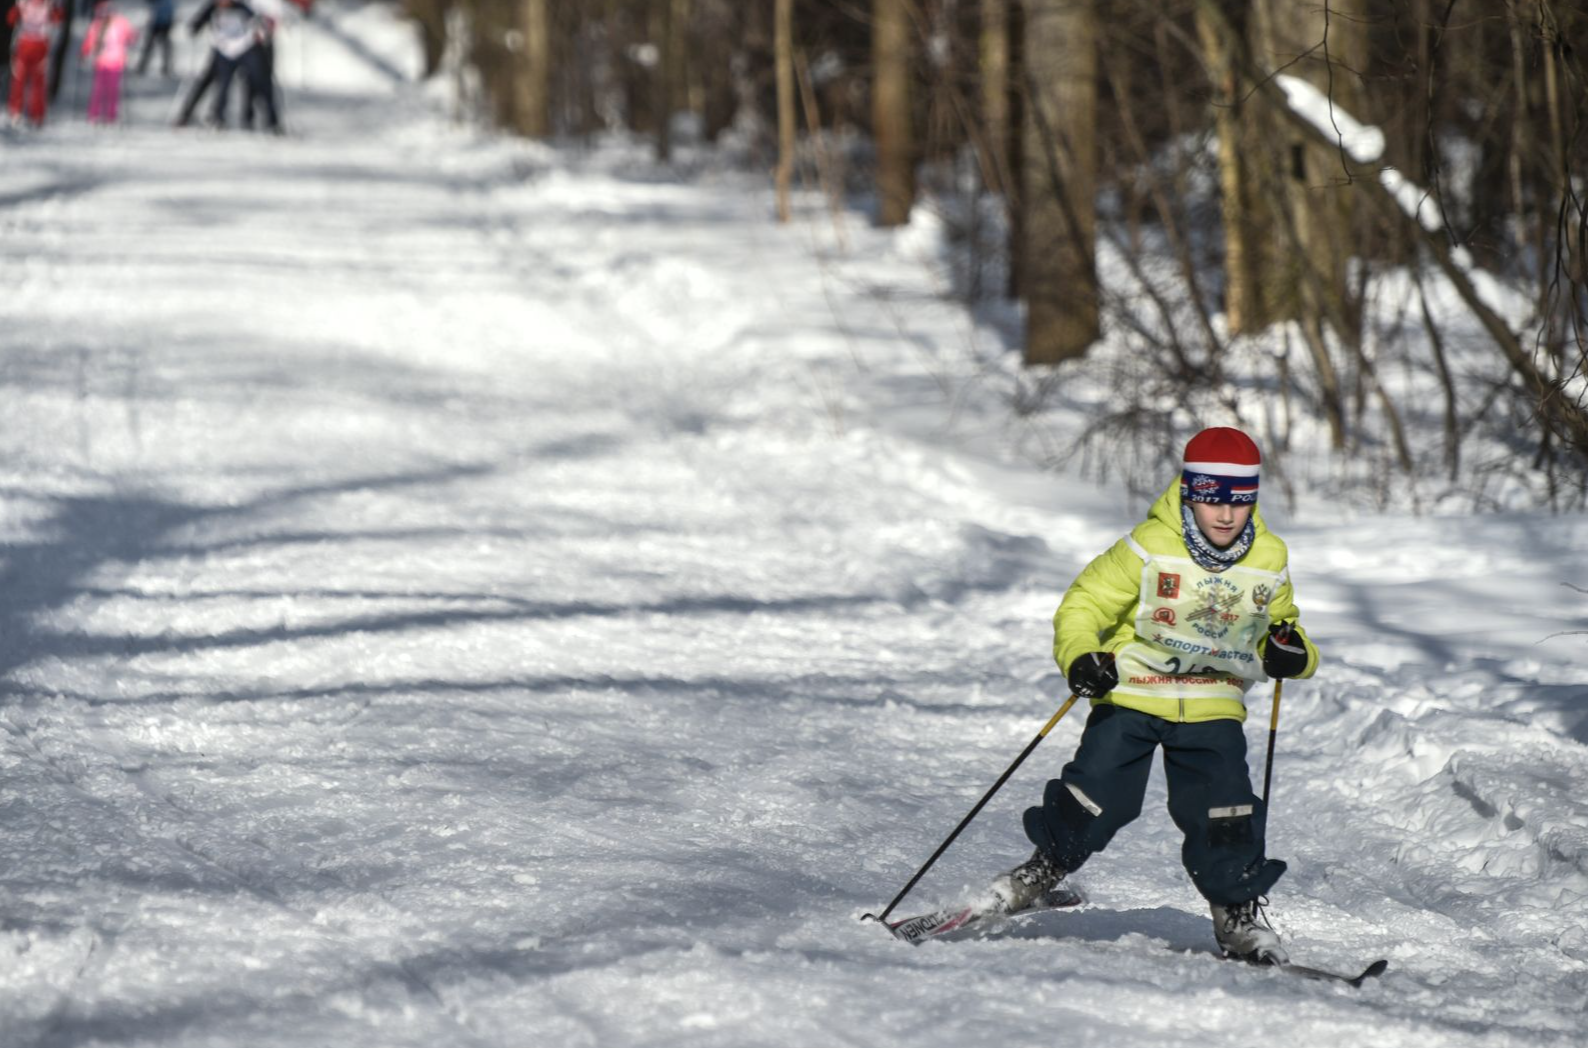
top-left (1023, 704), bottom-right (1285, 906)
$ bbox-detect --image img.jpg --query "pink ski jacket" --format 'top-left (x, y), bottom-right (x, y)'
top-left (82, 12), bottom-right (139, 71)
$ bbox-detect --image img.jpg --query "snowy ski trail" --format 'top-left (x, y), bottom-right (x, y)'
top-left (2, 4), bottom-right (1587, 1046)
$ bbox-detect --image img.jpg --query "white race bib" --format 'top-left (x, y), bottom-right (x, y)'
top-left (1113, 550), bottom-right (1283, 703)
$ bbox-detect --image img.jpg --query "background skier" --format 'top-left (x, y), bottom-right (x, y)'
top-left (135, 0), bottom-right (174, 77)
top-left (81, 0), bottom-right (137, 124)
top-left (6, 0), bottom-right (61, 127)
top-left (242, 0), bottom-right (282, 130)
top-left (177, 0), bottom-right (276, 131)
top-left (989, 427), bottom-right (1318, 964)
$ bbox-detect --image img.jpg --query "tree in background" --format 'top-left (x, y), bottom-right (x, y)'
top-left (513, 0), bottom-right (551, 139)
top-left (1022, 0), bottom-right (1100, 364)
top-left (1247, 0), bottom-right (1374, 449)
top-left (653, 0), bottom-right (679, 160)
top-left (404, 0), bottom-right (447, 78)
top-left (873, 0), bottom-right (915, 226)
top-left (1196, 1), bottom-right (1275, 338)
top-left (978, 0), bottom-right (1011, 201)
top-left (775, 0), bottom-right (794, 223)
top-left (404, 0), bottom-right (1588, 508)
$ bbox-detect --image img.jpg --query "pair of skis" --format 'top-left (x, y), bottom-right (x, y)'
top-left (864, 691), bottom-right (1385, 989)
top-left (880, 891), bottom-right (1387, 989)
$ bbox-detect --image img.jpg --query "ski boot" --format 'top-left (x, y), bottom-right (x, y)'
top-left (1210, 897), bottom-right (1288, 965)
top-left (990, 849), bottom-right (1066, 914)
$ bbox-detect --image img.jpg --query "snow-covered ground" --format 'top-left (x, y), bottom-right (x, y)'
top-left (2, 3), bottom-right (1586, 1045)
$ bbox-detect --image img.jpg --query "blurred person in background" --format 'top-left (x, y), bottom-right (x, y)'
top-left (81, 0), bottom-right (137, 123)
top-left (175, 0), bottom-right (276, 132)
top-left (243, 0), bottom-right (282, 130)
top-left (135, 0), bottom-right (173, 77)
top-left (7, 0), bottom-right (63, 127)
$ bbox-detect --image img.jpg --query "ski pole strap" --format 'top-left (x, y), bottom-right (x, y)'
top-left (863, 694), bottom-right (1080, 926)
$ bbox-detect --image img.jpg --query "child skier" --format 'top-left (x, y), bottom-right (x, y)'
top-left (990, 427), bottom-right (1318, 963)
top-left (7, 0), bottom-right (63, 128)
top-left (82, 1), bottom-right (139, 124)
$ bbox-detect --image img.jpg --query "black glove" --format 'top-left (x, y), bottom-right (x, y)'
top-left (1067, 651), bottom-right (1118, 698)
top-left (1261, 622), bottom-right (1309, 679)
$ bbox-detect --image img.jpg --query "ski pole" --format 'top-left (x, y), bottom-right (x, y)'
top-left (1261, 678), bottom-right (1282, 805)
top-left (861, 693), bottom-right (1079, 927)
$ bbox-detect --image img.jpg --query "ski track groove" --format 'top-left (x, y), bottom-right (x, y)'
top-left (30, 930), bottom-right (105, 1048)
top-left (1, 704), bottom-right (495, 1048)
top-left (1, 714), bottom-right (118, 1048)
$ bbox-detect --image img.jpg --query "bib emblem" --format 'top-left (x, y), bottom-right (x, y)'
top-left (1187, 576), bottom-right (1242, 640)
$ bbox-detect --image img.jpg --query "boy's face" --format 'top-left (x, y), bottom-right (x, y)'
top-left (1190, 501), bottom-right (1252, 549)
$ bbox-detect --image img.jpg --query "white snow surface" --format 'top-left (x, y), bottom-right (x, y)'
top-left (2, 4), bottom-right (1586, 1046)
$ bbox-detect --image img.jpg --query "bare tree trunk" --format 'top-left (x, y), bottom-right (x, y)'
top-left (655, 0), bottom-right (675, 160)
top-left (1022, 0), bottom-right (1100, 365)
top-left (978, 0), bottom-right (1016, 214)
top-left (739, 0), bottom-right (773, 160)
top-left (674, 0), bottom-right (693, 135)
top-left (1537, 0), bottom-right (1569, 181)
top-left (1243, 0), bottom-right (1372, 448)
top-left (1006, 0), bottom-right (1026, 300)
top-left (1257, 0), bottom-right (1371, 323)
top-left (405, 0), bottom-right (450, 78)
top-left (564, 0), bottom-right (609, 139)
top-left (775, 0), bottom-right (795, 223)
top-left (465, 0), bottom-right (515, 130)
top-left (1413, 266), bottom-right (1463, 480)
top-left (1197, 0), bottom-right (1280, 334)
top-left (1538, 0), bottom-right (1587, 395)
top-left (511, 0), bottom-right (551, 138)
top-left (873, 0), bottom-right (915, 226)
top-left (959, 0), bottom-right (1012, 301)
top-left (981, 0), bottom-right (1011, 199)
top-left (1506, 2), bottom-right (1537, 292)
top-left (697, 0), bottom-right (740, 141)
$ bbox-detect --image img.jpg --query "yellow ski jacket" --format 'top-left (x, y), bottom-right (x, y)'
top-left (1054, 479), bottom-right (1319, 723)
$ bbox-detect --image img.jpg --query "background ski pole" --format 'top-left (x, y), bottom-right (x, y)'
top-left (861, 693), bottom-right (1079, 927)
top-left (1261, 678), bottom-right (1282, 805)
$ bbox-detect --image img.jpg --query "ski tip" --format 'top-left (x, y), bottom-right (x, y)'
top-left (860, 912), bottom-right (915, 941)
top-left (1355, 959), bottom-right (1390, 985)
top-left (1276, 956), bottom-right (1390, 988)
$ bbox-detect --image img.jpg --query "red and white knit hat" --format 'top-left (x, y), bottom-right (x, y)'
top-left (1181, 427), bottom-right (1260, 504)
